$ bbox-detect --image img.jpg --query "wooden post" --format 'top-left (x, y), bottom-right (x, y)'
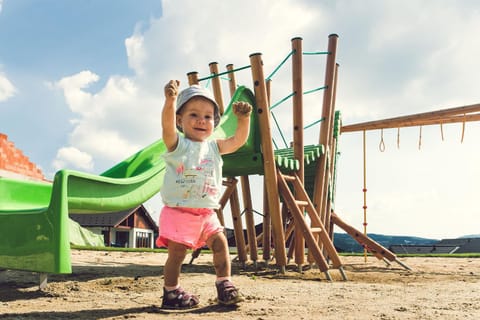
top-left (262, 79), bottom-right (273, 262)
top-left (228, 178), bottom-right (248, 264)
top-left (226, 64), bottom-right (237, 97)
top-left (291, 37), bottom-right (305, 268)
top-left (209, 62), bottom-right (225, 115)
top-left (225, 65), bottom-right (259, 263)
top-left (313, 34), bottom-right (339, 227)
top-left (324, 63), bottom-right (340, 245)
top-left (262, 179), bottom-right (271, 261)
top-left (250, 53), bottom-right (287, 270)
top-left (216, 178), bottom-right (240, 226)
top-left (187, 71), bottom-right (199, 85)
top-left (241, 176), bottom-right (258, 263)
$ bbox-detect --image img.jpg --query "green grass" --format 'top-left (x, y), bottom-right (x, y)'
top-left (339, 252), bottom-right (480, 258)
top-left (394, 253), bottom-right (480, 258)
top-left (71, 245), bottom-right (480, 258)
top-left (71, 245), bottom-right (213, 254)
top-left (71, 245), bottom-right (168, 253)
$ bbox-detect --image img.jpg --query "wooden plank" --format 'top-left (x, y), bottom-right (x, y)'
top-left (277, 170), bottom-right (330, 272)
top-left (341, 104), bottom-right (480, 132)
top-left (330, 212), bottom-right (397, 261)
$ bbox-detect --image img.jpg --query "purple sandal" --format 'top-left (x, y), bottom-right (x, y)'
top-left (215, 280), bottom-right (244, 305)
top-left (161, 287), bottom-right (199, 309)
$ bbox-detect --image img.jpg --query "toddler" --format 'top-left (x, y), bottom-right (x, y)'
top-left (157, 80), bottom-right (252, 309)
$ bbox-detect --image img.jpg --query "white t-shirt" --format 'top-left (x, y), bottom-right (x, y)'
top-left (161, 135), bottom-right (223, 209)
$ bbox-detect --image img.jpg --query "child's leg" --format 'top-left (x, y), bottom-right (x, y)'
top-left (164, 240), bottom-right (188, 288)
top-left (206, 232), bottom-right (243, 305)
top-left (206, 232), bottom-right (231, 279)
top-left (162, 240), bottom-right (199, 309)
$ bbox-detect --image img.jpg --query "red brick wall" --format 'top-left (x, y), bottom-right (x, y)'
top-left (0, 133), bottom-right (47, 181)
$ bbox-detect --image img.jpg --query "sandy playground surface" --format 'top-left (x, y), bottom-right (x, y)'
top-left (0, 249), bottom-right (479, 319)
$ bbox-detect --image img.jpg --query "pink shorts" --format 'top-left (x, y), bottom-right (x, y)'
top-left (156, 206), bottom-right (224, 249)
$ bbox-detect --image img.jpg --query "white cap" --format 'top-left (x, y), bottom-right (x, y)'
top-left (176, 85), bottom-right (220, 132)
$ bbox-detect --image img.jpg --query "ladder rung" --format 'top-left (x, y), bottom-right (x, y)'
top-left (311, 227), bottom-right (323, 233)
top-left (295, 200), bottom-right (308, 207)
top-left (282, 174), bottom-right (296, 182)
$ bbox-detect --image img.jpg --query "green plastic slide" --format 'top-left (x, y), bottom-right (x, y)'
top-left (0, 86), bottom-right (260, 274)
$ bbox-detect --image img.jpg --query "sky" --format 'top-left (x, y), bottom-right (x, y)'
top-left (1, 0), bottom-right (479, 240)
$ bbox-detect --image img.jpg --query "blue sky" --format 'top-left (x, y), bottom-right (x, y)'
top-left (1, 0), bottom-right (479, 239)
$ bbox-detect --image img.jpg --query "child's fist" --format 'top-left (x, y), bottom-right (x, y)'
top-left (164, 80), bottom-right (180, 98)
top-left (233, 101), bottom-right (252, 118)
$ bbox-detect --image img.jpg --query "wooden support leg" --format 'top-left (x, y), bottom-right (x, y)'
top-left (230, 181), bottom-right (248, 265)
top-left (39, 273), bottom-right (48, 290)
top-left (241, 176), bottom-right (258, 263)
top-left (277, 171), bottom-right (330, 274)
top-left (262, 181), bottom-right (272, 262)
top-left (331, 212), bottom-right (411, 271)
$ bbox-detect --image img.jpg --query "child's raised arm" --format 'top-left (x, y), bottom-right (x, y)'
top-left (217, 101), bottom-right (253, 155)
top-left (162, 80), bottom-right (180, 152)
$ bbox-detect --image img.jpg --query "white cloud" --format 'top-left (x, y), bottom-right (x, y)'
top-left (0, 72), bottom-right (17, 102)
top-left (53, 71), bottom-right (150, 169)
top-left (125, 33), bottom-right (146, 76)
top-left (55, 71), bottom-right (99, 113)
top-left (52, 146), bottom-right (94, 171)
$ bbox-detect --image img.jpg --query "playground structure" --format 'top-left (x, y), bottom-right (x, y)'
top-left (0, 34), bottom-right (413, 288)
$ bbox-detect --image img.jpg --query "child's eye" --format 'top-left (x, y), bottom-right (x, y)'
top-left (205, 115), bottom-right (212, 120)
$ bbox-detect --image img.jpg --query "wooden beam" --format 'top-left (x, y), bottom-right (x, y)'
top-left (341, 103), bottom-right (480, 133)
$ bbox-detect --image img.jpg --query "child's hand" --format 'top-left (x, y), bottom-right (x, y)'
top-left (233, 101), bottom-right (252, 119)
top-left (164, 80), bottom-right (180, 98)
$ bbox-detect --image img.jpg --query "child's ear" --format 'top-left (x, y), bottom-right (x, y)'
top-left (176, 115), bottom-right (182, 127)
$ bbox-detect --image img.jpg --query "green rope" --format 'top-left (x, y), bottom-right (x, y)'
top-left (272, 138), bottom-right (279, 150)
top-left (271, 111), bottom-right (289, 149)
top-left (270, 92), bottom-right (296, 110)
top-left (304, 117), bottom-right (325, 130)
top-left (303, 51), bottom-right (330, 55)
top-left (304, 85), bottom-right (327, 95)
top-left (266, 50), bottom-right (295, 81)
top-left (269, 86), bottom-right (326, 112)
top-left (198, 65), bottom-right (251, 82)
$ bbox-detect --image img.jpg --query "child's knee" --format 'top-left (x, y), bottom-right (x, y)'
top-left (168, 241), bottom-right (188, 259)
top-left (208, 233), bottom-right (227, 252)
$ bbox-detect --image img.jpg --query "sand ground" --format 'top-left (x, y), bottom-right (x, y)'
top-left (1, 249), bottom-right (479, 319)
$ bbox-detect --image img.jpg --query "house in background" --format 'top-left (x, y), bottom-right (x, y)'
top-left (70, 205), bottom-right (158, 249)
top-left (389, 244), bottom-right (460, 254)
top-left (389, 237), bottom-right (480, 254)
top-left (435, 237), bottom-right (480, 253)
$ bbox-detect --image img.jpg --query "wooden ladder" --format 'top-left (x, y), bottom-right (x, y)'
top-left (277, 168), bottom-right (347, 281)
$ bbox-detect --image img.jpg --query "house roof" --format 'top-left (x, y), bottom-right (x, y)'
top-left (70, 205), bottom-right (156, 229)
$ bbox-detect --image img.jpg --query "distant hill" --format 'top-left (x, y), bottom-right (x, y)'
top-left (333, 232), bottom-right (438, 253)
top-left (225, 226), bottom-right (449, 253)
top-left (459, 234), bottom-right (480, 239)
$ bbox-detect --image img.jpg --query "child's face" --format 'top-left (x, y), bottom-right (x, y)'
top-left (177, 97), bottom-right (215, 142)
